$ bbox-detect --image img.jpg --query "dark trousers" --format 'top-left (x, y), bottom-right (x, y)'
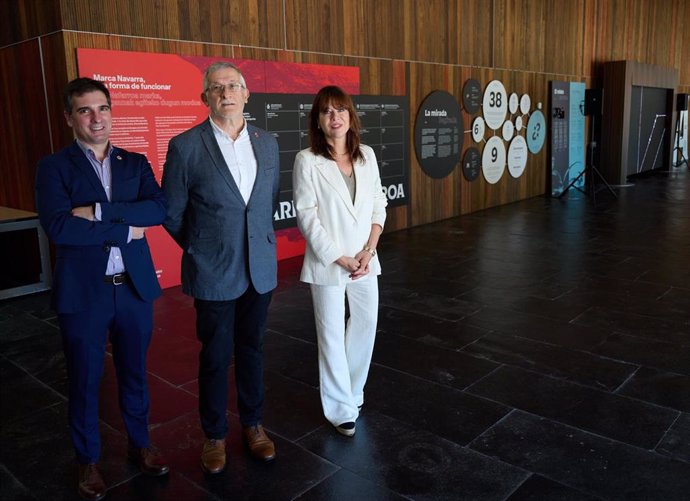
top-left (194, 284), bottom-right (272, 439)
top-left (58, 281), bottom-right (153, 464)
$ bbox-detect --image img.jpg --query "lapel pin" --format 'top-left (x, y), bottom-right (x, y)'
top-left (116, 155), bottom-right (123, 160)
top-left (254, 132), bottom-right (259, 138)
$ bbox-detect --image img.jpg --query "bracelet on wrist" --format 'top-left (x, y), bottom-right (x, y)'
top-left (364, 245), bottom-right (376, 256)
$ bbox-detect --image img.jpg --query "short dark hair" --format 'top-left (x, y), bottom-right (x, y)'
top-left (63, 77), bottom-right (111, 113)
top-left (308, 86), bottom-right (363, 163)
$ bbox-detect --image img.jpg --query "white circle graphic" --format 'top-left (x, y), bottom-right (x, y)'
top-left (472, 116), bottom-right (485, 143)
top-left (509, 93), bottom-right (519, 114)
top-left (515, 115), bottom-right (523, 131)
top-left (508, 135), bottom-right (528, 178)
top-left (502, 120), bottom-right (514, 141)
top-left (482, 136), bottom-right (506, 184)
top-left (482, 80), bottom-right (508, 130)
top-left (520, 94), bottom-right (531, 115)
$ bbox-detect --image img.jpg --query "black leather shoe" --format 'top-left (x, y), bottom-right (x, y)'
top-left (336, 421), bottom-right (356, 437)
top-left (78, 463), bottom-right (106, 501)
top-left (127, 445), bottom-right (170, 476)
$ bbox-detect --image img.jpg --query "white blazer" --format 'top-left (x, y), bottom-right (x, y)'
top-left (293, 145), bottom-right (388, 285)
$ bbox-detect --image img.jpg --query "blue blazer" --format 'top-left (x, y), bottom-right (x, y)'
top-left (36, 141), bottom-right (167, 313)
top-left (162, 120), bottom-right (280, 301)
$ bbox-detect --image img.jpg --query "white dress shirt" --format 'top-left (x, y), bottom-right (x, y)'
top-left (209, 117), bottom-right (258, 204)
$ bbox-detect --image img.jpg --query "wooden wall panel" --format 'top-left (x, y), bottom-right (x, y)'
top-left (294, 0), bottom-right (494, 67)
top-left (588, 0), bottom-right (684, 76)
top-left (58, 0), bottom-right (284, 49)
top-left (458, 0), bottom-right (493, 67)
top-left (40, 33), bottom-right (72, 153)
top-left (494, 0), bottom-right (547, 73)
top-left (590, 0), bottom-right (627, 68)
top-left (679, 0), bottom-right (690, 92)
top-left (634, 1), bottom-right (678, 67)
top-left (584, 0), bottom-right (689, 99)
top-left (543, 0), bottom-right (586, 76)
top-left (343, 57), bottom-right (406, 96)
top-left (0, 39), bottom-right (53, 211)
top-left (494, 0), bottom-right (585, 76)
top-left (402, 0), bottom-right (462, 65)
top-left (342, 0), bottom-right (406, 60)
top-left (0, 0), bottom-right (62, 47)
top-left (236, 47), bottom-right (343, 65)
top-left (494, 0), bottom-right (586, 75)
top-left (2, 0), bottom-right (689, 231)
top-left (285, 0), bottom-right (345, 55)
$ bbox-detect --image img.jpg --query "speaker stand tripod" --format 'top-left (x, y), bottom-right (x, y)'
top-left (558, 115), bottom-right (617, 201)
top-left (672, 112), bottom-right (688, 169)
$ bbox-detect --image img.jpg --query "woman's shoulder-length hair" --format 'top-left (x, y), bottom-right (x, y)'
top-left (308, 86), bottom-right (364, 163)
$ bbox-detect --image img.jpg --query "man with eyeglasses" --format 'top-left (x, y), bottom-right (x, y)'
top-left (162, 62), bottom-right (280, 473)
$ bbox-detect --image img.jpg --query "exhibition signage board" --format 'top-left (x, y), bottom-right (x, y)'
top-left (476, 80), bottom-right (536, 184)
top-left (244, 93), bottom-right (408, 230)
top-left (551, 80), bottom-right (570, 195)
top-left (462, 147), bottom-right (481, 181)
top-left (550, 80), bottom-right (585, 196)
top-left (569, 82), bottom-right (586, 188)
top-left (462, 79), bottom-right (482, 114)
top-left (414, 91), bottom-right (463, 179)
top-left (77, 48), bottom-right (407, 288)
top-left (420, 78), bottom-right (539, 184)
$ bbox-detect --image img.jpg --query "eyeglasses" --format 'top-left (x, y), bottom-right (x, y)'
top-left (206, 82), bottom-right (246, 94)
top-left (320, 107), bottom-right (348, 116)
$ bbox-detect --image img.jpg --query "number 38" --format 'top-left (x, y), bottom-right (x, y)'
top-left (489, 92), bottom-right (502, 108)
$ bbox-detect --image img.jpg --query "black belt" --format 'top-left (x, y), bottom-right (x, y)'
top-left (104, 272), bottom-right (128, 285)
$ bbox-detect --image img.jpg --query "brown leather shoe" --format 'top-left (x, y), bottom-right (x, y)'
top-left (77, 463), bottom-right (106, 501)
top-left (128, 445), bottom-right (170, 476)
top-left (201, 439), bottom-right (226, 474)
top-left (242, 424), bottom-right (276, 461)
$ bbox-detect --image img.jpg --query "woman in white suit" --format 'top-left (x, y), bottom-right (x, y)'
top-left (293, 86), bottom-right (387, 437)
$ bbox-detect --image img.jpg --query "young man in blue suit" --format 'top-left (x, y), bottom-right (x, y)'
top-left (36, 78), bottom-right (169, 500)
top-left (162, 62), bottom-right (280, 473)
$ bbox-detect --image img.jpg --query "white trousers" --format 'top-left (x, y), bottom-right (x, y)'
top-left (310, 275), bottom-right (379, 426)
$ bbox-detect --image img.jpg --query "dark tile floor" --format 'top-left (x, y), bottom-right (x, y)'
top-left (2, 168), bottom-right (690, 500)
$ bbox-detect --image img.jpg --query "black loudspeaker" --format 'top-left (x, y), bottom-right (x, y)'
top-left (584, 88), bottom-right (604, 116)
top-left (678, 93), bottom-right (688, 111)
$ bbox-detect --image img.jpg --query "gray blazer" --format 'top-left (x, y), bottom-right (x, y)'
top-left (162, 119), bottom-right (280, 300)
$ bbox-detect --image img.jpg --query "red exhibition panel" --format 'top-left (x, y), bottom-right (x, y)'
top-left (262, 61), bottom-right (359, 95)
top-left (76, 48), bottom-right (359, 289)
